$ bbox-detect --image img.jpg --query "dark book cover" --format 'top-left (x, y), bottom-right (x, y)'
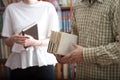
top-left (22, 23), bottom-right (38, 40)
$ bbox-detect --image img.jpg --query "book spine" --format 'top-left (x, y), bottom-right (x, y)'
top-left (63, 64), bottom-right (69, 79)
top-left (61, 11), bottom-right (70, 32)
top-left (55, 63), bottom-right (62, 80)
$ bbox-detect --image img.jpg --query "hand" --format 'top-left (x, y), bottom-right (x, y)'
top-left (23, 34), bottom-right (37, 47)
top-left (60, 43), bottom-right (83, 64)
top-left (11, 33), bottom-right (27, 45)
top-left (54, 54), bottom-right (64, 63)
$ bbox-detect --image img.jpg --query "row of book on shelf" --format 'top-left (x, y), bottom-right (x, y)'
top-left (51, 0), bottom-right (76, 7)
top-left (0, 38), bottom-right (10, 59)
top-left (61, 10), bottom-right (70, 32)
top-left (56, 63), bottom-right (76, 79)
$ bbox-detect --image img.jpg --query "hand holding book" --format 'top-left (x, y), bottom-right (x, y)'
top-left (21, 22), bottom-right (38, 48)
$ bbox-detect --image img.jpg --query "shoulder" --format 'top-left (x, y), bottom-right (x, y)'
top-left (40, 1), bottom-right (55, 9)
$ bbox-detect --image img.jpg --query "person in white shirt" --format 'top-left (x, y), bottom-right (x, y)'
top-left (1, 0), bottom-right (60, 80)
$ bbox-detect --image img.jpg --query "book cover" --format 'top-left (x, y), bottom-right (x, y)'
top-left (22, 22), bottom-right (38, 40)
top-left (47, 31), bottom-right (77, 55)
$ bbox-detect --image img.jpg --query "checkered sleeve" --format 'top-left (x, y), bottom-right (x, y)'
top-left (83, 43), bottom-right (120, 65)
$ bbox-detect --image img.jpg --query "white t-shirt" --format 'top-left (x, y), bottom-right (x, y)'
top-left (2, 1), bottom-right (60, 70)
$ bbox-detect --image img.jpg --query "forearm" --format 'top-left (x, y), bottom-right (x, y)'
top-left (83, 42), bottom-right (120, 66)
top-left (31, 38), bottom-right (49, 46)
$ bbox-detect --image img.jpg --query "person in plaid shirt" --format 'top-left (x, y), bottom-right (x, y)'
top-left (56, 0), bottom-right (120, 80)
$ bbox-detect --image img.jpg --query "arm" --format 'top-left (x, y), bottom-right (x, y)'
top-left (83, 1), bottom-right (120, 65)
top-left (23, 34), bottom-right (50, 47)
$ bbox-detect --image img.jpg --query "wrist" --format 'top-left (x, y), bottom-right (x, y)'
top-left (32, 39), bottom-right (43, 46)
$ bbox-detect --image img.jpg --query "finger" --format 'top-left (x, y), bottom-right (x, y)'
top-left (72, 43), bottom-right (78, 48)
top-left (55, 54), bottom-right (63, 63)
top-left (61, 53), bottom-right (71, 61)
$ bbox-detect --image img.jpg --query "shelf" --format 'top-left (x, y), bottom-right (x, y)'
top-left (56, 6), bottom-right (70, 11)
top-left (61, 7), bottom-right (70, 11)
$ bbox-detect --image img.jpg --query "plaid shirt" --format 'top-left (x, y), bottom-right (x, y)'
top-left (71, 0), bottom-right (120, 80)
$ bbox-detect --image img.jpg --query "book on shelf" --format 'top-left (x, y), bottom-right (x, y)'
top-left (21, 22), bottom-right (38, 40)
top-left (47, 31), bottom-right (77, 55)
top-left (58, 0), bottom-right (70, 7)
top-left (61, 11), bottom-right (70, 32)
top-left (63, 64), bottom-right (69, 79)
top-left (55, 63), bottom-right (62, 79)
top-left (0, 38), bottom-right (10, 59)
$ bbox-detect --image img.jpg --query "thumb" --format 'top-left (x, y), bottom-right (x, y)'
top-left (72, 43), bottom-right (78, 48)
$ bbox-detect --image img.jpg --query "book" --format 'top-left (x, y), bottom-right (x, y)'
top-left (55, 63), bottom-right (62, 79)
top-left (22, 22), bottom-right (38, 40)
top-left (63, 64), bottom-right (69, 79)
top-left (47, 31), bottom-right (77, 55)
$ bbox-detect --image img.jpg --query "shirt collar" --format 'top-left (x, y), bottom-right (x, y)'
top-left (80, 0), bottom-right (104, 3)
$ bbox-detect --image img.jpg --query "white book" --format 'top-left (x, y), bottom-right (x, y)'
top-left (47, 31), bottom-right (77, 55)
